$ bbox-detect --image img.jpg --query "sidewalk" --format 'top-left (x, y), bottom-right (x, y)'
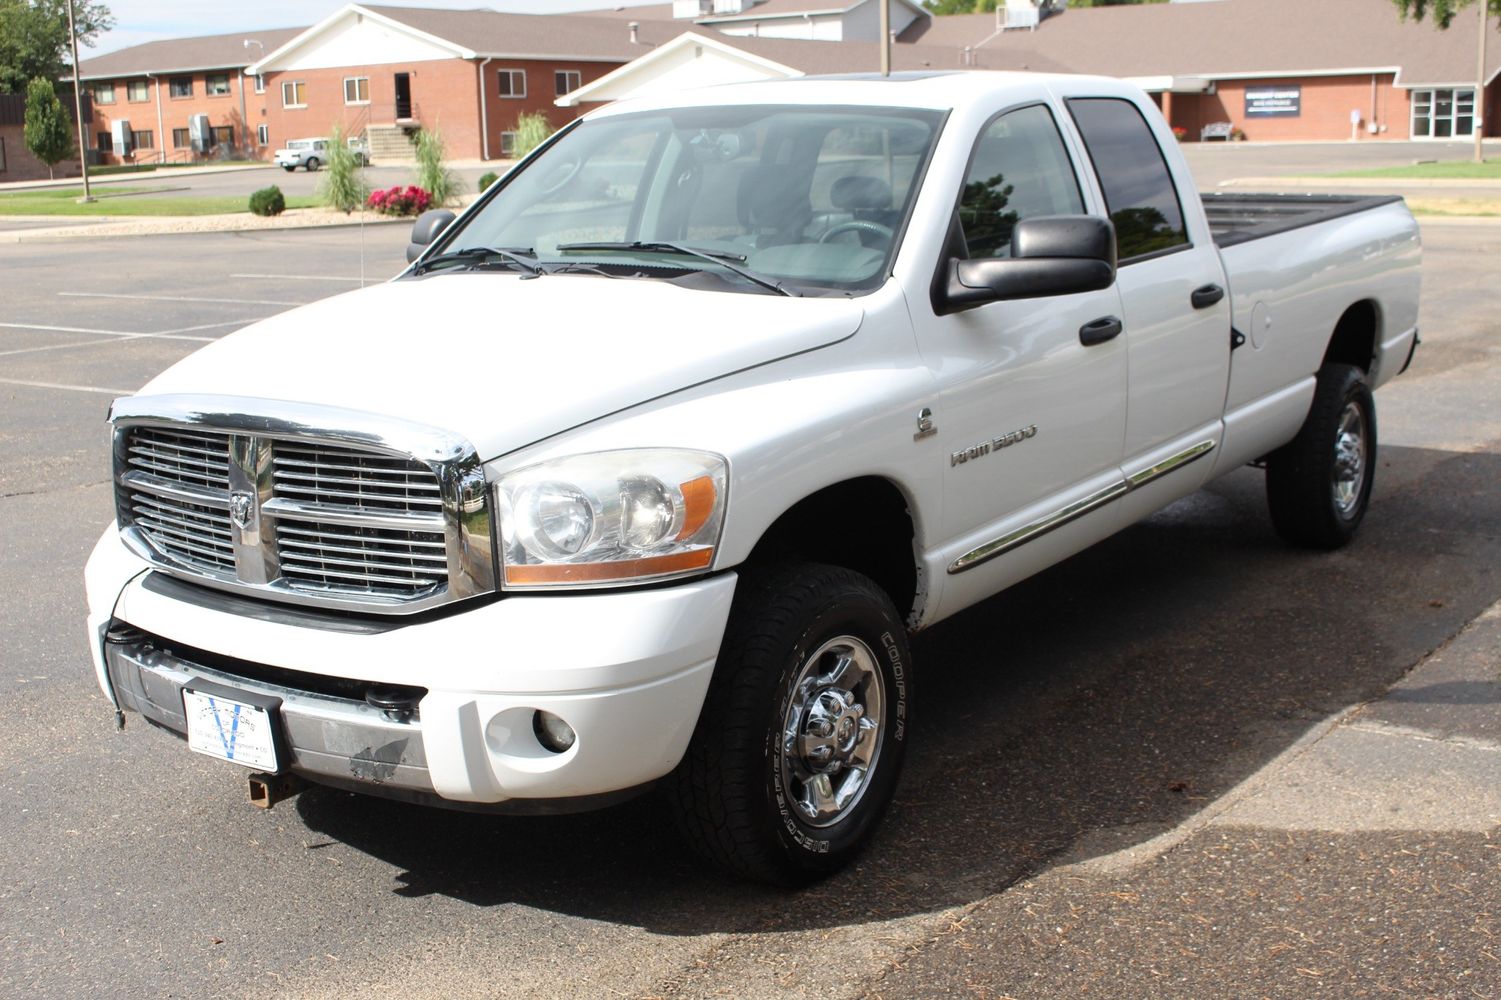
top-left (869, 602), bottom-right (1501, 998)
top-left (0, 206), bottom-right (408, 243)
top-left (0, 161), bottom-right (275, 193)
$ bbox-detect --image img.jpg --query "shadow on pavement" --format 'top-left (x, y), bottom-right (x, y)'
top-left (296, 444), bottom-right (1501, 934)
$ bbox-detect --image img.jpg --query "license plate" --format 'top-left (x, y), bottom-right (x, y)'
top-left (182, 680), bottom-right (284, 772)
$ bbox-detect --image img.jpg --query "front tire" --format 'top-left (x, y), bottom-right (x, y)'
top-left (1265, 362), bottom-right (1376, 549)
top-left (667, 562), bottom-right (911, 885)
top-left (305, 157), bottom-right (320, 172)
top-left (281, 165), bottom-right (294, 172)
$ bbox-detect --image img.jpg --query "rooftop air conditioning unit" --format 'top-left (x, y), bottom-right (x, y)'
top-left (672, 0), bottom-right (712, 18)
top-left (712, 0), bottom-right (751, 13)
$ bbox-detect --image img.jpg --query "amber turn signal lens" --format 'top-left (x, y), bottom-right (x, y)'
top-left (676, 475), bottom-right (716, 541)
top-left (504, 547), bottom-right (713, 586)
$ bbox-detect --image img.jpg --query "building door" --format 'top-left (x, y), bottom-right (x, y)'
top-left (1412, 88), bottom-right (1476, 139)
top-left (394, 73), bottom-right (412, 121)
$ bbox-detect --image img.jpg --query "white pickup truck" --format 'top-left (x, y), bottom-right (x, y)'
top-left (85, 73), bottom-right (1421, 885)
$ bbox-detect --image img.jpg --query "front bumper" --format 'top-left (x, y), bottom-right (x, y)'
top-left (85, 526), bottom-right (737, 806)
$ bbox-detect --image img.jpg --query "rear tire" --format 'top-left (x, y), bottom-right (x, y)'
top-left (305, 157), bottom-right (320, 171)
top-left (667, 562), bottom-right (911, 886)
top-left (1265, 362), bottom-right (1376, 549)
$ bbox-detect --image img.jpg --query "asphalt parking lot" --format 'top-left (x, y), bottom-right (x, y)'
top-left (1, 208), bottom-right (1498, 996)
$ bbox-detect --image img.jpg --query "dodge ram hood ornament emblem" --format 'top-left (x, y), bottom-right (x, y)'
top-left (229, 491), bottom-right (255, 530)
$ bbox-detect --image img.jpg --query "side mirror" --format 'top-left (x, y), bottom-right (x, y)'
top-left (405, 209), bottom-right (457, 263)
top-left (938, 215), bottom-right (1117, 314)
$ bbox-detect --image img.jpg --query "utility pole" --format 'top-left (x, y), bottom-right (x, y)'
top-left (880, 0), bottom-right (891, 77)
top-left (1477, 1), bottom-right (1490, 163)
top-left (66, 0), bottom-right (94, 201)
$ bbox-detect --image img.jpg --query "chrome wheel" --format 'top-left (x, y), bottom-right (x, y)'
top-left (780, 635), bottom-right (885, 828)
top-left (1332, 401), bottom-right (1367, 517)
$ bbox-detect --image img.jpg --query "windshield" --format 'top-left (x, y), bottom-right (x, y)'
top-left (429, 105), bottom-right (944, 294)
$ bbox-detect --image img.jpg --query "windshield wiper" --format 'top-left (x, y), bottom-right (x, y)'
top-left (413, 246), bottom-right (543, 276)
top-left (556, 241), bottom-right (800, 297)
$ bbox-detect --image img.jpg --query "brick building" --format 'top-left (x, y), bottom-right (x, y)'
top-left (0, 92), bottom-right (89, 182)
top-left (76, 28), bottom-right (303, 166)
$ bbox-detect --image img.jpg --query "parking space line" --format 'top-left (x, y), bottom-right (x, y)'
top-left (0, 323), bottom-right (217, 345)
top-left (157, 320), bottom-right (253, 334)
top-left (0, 338), bottom-right (138, 358)
top-left (59, 291), bottom-right (307, 307)
top-left (0, 377), bottom-right (131, 396)
top-left (232, 273), bottom-right (367, 283)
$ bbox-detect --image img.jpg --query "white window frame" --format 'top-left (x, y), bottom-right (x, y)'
top-left (205, 73), bottom-right (231, 97)
top-left (172, 127), bottom-right (190, 149)
top-left (343, 76), bottom-right (370, 106)
top-left (257, 124), bottom-right (269, 146)
top-left (169, 76), bottom-right (193, 99)
top-left (93, 82), bottom-right (115, 104)
top-left (253, 74), bottom-right (265, 95)
top-left (1410, 87), bottom-right (1476, 140)
top-left (126, 79), bottom-right (149, 103)
top-left (499, 130), bottom-right (518, 156)
top-left (130, 129), bottom-right (154, 150)
top-left (282, 80), bottom-right (307, 109)
top-left (555, 70), bottom-right (581, 97)
top-left (497, 69), bottom-right (526, 99)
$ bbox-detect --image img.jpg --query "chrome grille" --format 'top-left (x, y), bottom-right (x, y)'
top-left (121, 428), bottom-right (235, 575)
top-left (112, 404), bottom-right (493, 614)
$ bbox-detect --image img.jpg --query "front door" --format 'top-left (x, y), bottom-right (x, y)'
top-left (394, 72), bottom-right (412, 121)
top-left (915, 102), bottom-right (1129, 610)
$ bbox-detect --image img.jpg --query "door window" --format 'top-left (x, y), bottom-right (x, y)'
top-left (958, 104), bottom-right (1084, 259)
top-left (1412, 88), bottom-right (1475, 139)
top-left (1067, 98), bottom-right (1188, 262)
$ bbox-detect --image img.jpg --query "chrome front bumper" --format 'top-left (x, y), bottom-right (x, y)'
top-left (104, 631), bottom-right (434, 795)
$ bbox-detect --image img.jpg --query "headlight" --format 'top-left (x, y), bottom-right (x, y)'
top-left (492, 449), bottom-right (727, 589)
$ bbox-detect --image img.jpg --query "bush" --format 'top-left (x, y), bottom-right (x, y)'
top-left (366, 185), bottom-right (432, 216)
top-left (248, 185), bottom-right (286, 217)
top-left (1171, 125), bottom-right (1188, 142)
top-left (319, 124), bottom-right (368, 214)
top-left (478, 171), bottom-right (498, 190)
top-left (414, 127), bottom-right (459, 206)
top-left (512, 112), bottom-right (553, 158)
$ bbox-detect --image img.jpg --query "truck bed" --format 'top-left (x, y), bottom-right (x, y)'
top-left (1202, 193), bottom-right (1405, 249)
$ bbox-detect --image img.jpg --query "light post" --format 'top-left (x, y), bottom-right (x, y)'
top-left (1476, 3), bottom-right (1490, 163)
top-left (243, 39), bottom-right (264, 157)
top-left (66, 0), bottom-right (93, 202)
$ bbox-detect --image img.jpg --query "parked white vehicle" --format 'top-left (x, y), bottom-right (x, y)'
top-left (273, 136), bottom-right (367, 171)
top-left (86, 73), bottom-right (1420, 885)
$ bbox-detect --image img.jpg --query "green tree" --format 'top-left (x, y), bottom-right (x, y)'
top-left (414, 125), bottom-right (459, 206)
top-left (319, 124), bottom-right (368, 214)
top-left (0, 0), bottom-right (113, 94)
top-left (1392, 0), bottom-right (1500, 28)
top-left (23, 74), bottom-right (72, 177)
top-left (511, 111), bottom-right (552, 158)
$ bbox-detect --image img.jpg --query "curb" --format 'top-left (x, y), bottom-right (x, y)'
top-left (0, 211), bottom-right (408, 244)
top-left (1221, 175), bottom-right (1501, 189)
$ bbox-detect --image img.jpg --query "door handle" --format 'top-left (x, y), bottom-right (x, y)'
top-left (1191, 284), bottom-right (1225, 309)
top-left (1079, 315), bottom-right (1123, 346)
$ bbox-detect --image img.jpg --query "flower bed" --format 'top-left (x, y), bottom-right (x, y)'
top-left (367, 185), bottom-right (433, 216)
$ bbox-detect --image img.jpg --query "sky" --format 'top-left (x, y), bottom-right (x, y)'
top-left (86, 0), bottom-right (668, 55)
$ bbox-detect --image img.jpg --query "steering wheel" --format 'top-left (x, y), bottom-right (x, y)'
top-left (537, 155), bottom-right (582, 195)
top-left (818, 219), bottom-right (895, 248)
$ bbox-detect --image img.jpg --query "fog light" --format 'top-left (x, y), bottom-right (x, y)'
top-left (532, 710), bottom-right (576, 753)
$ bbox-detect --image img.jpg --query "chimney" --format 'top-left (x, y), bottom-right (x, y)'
top-left (629, 21), bottom-right (639, 43)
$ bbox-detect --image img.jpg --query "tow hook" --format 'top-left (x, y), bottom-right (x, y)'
top-left (248, 772), bottom-right (306, 810)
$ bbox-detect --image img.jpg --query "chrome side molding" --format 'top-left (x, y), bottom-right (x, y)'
top-left (948, 439), bottom-right (1217, 575)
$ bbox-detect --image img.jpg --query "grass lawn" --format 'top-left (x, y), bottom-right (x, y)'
top-left (0, 186), bottom-right (320, 217)
top-left (1325, 160), bottom-right (1501, 180)
top-left (1406, 196), bottom-right (1501, 217)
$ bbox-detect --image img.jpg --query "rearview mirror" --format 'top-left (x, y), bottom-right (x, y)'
top-left (938, 215), bottom-right (1116, 314)
top-left (406, 209), bottom-right (457, 263)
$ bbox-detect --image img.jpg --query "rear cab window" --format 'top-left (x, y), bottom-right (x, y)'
top-left (1065, 97), bottom-right (1189, 263)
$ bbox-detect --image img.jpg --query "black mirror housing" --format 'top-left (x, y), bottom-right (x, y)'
top-left (405, 209), bottom-right (457, 263)
top-left (938, 215), bottom-right (1117, 314)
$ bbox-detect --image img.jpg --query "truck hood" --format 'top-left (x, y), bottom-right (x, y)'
top-left (137, 273), bottom-right (864, 459)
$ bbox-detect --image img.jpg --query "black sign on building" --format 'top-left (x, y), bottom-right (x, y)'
top-left (1245, 86), bottom-right (1302, 117)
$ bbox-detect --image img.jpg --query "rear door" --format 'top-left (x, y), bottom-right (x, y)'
top-left (1062, 95), bottom-right (1232, 515)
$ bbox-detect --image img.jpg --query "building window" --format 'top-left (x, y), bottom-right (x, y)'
top-left (257, 124), bottom-right (269, 146)
top-left (206, 73), bottom-right (230, 96)
top-left (0, 137), bottom-right (7, 173)
top-left (130, 129), bottom-right (153, 150)
top-left (127, 79), bottom-right (148, 102)
top-left (211, 125), bottom-right (235, 148)
top-left (497, 69), bottom-right (526, 98)
top-left (253, 74), bottom-right (265, 94)
top-left (96, 132), bottom-right (110, 152)
top-left (172, 127), bottom-right (190, 148)
top-left (93, 82), bottom-right (115, 104)
top-left (1412, 88), bottom-right (1475, 139)
top-left (282, 80), bottom-right (306, 108)
top-left (343, 76), bottom-right (370, 105)
top-left (555, 70), bottom-right (581, 96)
top-left (169, 76), bottom-right (192, 98)
top-left (499, 130), bottom-right (518, 156)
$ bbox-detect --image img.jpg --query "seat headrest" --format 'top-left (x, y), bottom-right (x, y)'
top-left (738, 167), bottom-right (812, 233)
top-left (831, 175), bottom-right (892, 212)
